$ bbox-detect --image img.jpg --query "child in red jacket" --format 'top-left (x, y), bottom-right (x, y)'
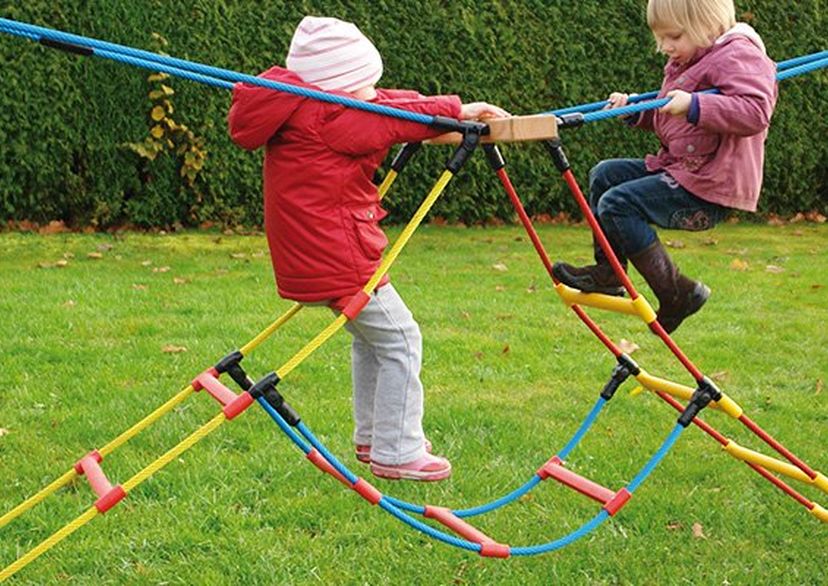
top-left (228, 16), bottom-right (508, 481)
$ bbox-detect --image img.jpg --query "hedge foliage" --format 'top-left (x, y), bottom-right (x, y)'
top-left (1, 1), bottom-right (825, 228)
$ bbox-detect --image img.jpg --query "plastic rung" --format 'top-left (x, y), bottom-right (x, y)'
top-left (77, 455), bottom-right (113, 498)
top-left (342, 291), bottom-right (371, 320)
top-left (538, 456), bottom-right (615, 504)
top-left (192, 369), bottom-right (239, 407)
top-left (353, 479), bottom-right (382, 505)
top-left (603, 488), bottom-right (632, 516)
top-left (223, 391), bottom-right (254, 420)
top-left (74, 449), bottom-right (102, 474)
top-left (306, 449), bottom-right (350, 487)
top-left (424, 506), bottom-right (509, 557)
top-left (94, 485), bottom-right (126, 514)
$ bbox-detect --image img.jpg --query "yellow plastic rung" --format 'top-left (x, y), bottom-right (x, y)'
top-left (630, 296), bottom-right (657, 323)
top-left (634, 371), bottom-right (743, 418)
top-left (811, 503), bottom-right (828, 523)
top-left (724, 441), bottom-right (815, 485)
top-left (554, 283), bottom-right (640, 315)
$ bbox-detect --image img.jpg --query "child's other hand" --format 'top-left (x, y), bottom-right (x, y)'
top-left (605, 92), bottom-right (635, 109)
top-left (661, 90), bottom-right (692, 117)
top-left (460, 102), bottom-right (511, 120)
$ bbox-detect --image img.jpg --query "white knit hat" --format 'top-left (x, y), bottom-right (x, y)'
top-left (286, 16), bottom-right (383, 92)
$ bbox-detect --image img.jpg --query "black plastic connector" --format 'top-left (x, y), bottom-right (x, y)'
top-left (483, 144), bottom-right (506, 171)
top-left (677, 377), bottom-right (723, 427)
top-left (543, 139), bottom-right (571, 173)
top-left (214, 350), bottom-right (254, 391)
top-left (249, 372), bottom-right (300, 426)
top-left (39, 37), bottom-right (94, 57)
top-left (390, 142), bottom-right (422, 173)
top-left (556, 113), bottom-right (585, 129)
top-left (617, 353), bottom-right (641, 376)
top-left (446, 129), bottom-right (482, 174)
top-left (600, 363), bottom-right (631, 401)
top-left (431, 116), bottom-right (488, 136)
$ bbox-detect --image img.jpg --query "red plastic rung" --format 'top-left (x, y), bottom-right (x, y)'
top-left (94, 485), bottom-right (126, 514)
top-left (77, 454), bottom-right (113, 498)
top-left (424, 506), bottom-right (509, 557)
top-left (223, 391), bottom-right (254, 420)
top-left (192, 368), bottom-right (239, 407)
top-left (341, 291), bottom-right (371, 320)
top-left (538, 457), bottom-right (615, 504)
top-left (353, 478), bottom-right (382, 505)
top-left (603, 488), bottom-right (632, 516)
top-left (306, 449), bottom-right (350, 487)
top-left (74, 449), bottom-right (102, 474)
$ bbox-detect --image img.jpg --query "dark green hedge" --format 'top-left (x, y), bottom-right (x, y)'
top-left (1, 1), bottom-right (825, 228)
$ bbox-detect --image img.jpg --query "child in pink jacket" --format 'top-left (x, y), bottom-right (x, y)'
top-left (228, 16), bottom-right (508, 481)
top-left (553, 0), bottom-right (777, 333)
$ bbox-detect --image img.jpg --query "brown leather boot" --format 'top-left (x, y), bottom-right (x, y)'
top-left (553, 237), bottom-right (626, 296)
top-left (629, 240), bottom-right (710, 333)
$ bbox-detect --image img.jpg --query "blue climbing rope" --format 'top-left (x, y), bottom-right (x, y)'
top-left (0, 18), bottom-right (464, 129)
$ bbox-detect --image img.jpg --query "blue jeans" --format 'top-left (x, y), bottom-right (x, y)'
top-left (589, 159), bottom-right (728, 259)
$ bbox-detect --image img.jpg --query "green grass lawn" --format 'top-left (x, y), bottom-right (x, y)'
top-left (1, 223), bottom-right (826, 585)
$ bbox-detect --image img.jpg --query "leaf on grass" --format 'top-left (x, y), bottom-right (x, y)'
top-left (132, 284), bottom-right (148, 291)
top-left (230, 253), bottom-right (247, 259)
top-left (692, 522), bottom-right (706, 539)
top-left (618, 339), bottom-right (639, 354)
top-left (141, 260), bottom-right (152, 267)
top-left (252, 251), bottom-right (266, 258)
top-left (492, 263), bottom-right (508, 272)
top-left (460, 311), bottom-right (471, 320)
top-left (502, 345), bottom-right (510, 354)
top-left (702, 237), bottom-right (718, 246)
top-left (63, 252), bottom-right (75, 259)
top-left (63, 300), bottom-right (77, 307)
top-left (526, 282), bottom-right (537, 293)
top-left (0, 428), bottom-right (9, 437)
top-left (162, 344), bottom-right (188, 354)
top-left (152, 266), bottom-right (171, 273)
top-left (173, 277), bottom-right (188, 285)
top-left (710, 371), bottom-right (729, 383)
top-left (730, 258), bottom-right (750, 271)
top-left (87, 252), bottom-right (104, 260)
top-left (765, 265), bottom-right (784, 274)
top-left (55, 259), bottom-right (69, 268)
top-left (473, 351), bottom-right (484, 360)
top-left (816, 379), bottom-right (823, 395)
top-left (97, 243), bottom-right (113, 252)
top-left (666, 520), bottom-right (683, 531)
top-left (666, 239), bottom-right (686, 249)
top-left (495, 285), bottom-right (506, 292)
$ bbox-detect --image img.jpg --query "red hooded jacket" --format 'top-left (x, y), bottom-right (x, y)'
top-left (228, 66), bottom-right (462, 303)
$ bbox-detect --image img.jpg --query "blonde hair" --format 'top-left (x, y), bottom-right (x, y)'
top-left (647, 0), bottom-right (736, 49)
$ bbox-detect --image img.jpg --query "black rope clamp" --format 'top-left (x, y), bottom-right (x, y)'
top-left (556, 113), bottom-right (585, 129)
top-left (678, 377), bottom-right (723, 427)
top-left (600, 355), bottom-right (640, 400)
top-left (249, 372), bottom-right (301, 426)
top-left (483, 144), bottom-right (506, 171)
top-left (543, 138), bottom-right (571, 173)
top-left (445, 123), bottom-right (486, 174)
top-left (39, 37), bottom-right (94, 57)
top-left (390, 142), bottom-right (422, 173)
top-left (214, 351), bottom-right (254, 391)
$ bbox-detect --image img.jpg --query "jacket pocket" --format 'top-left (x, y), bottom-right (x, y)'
top-left (350, 205), bottom-right (388, 261)
top-left (668, 134), bottom-right (720, 172)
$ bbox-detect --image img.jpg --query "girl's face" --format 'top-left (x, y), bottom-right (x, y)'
top-left (653, 26), bottom-right (703, 64)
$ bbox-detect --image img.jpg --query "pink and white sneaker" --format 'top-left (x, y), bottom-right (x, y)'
top-left (355, 439), bottom-right (432, 464)
top-left (370, 452), bottom-right (452, 482)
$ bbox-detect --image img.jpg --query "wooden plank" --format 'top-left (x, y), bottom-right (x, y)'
top-left (425, 114), bottom-right (558, 145)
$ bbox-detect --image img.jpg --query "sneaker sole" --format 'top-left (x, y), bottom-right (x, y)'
top-left (370, 462), bottom-right (452, 482)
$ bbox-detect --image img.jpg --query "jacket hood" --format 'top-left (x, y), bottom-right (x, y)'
top-left (228, 66), bottom-right (309, 150)
top-left (716, 23), bottom-right (767, 56)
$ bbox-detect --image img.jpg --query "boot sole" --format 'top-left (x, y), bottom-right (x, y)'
top-left (661, 283), bottom-right (710, 333)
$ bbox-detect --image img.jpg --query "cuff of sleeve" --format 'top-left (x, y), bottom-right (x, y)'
top-left (687, 93), bottom-right (700, 125)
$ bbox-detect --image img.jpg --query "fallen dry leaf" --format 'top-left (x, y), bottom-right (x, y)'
top-left (460, 311), bottom-right (471, 320)
top-left (63, 252), bottom-right (75, 259)
top-left (526, 282), bottom-right (538, 293)
top-left (692, 522), bottom-right (706, 539)
top-left (87, 252), bottom-right (104, 260)
top-left (710, 371), bottom-right (730, 383)
top-left (666, 520), bottom-right (683, 531)
top-left (618, 339), bottom-right (640, 355)
top-left (97, 243), bottom-right (114, 252)
top-left (62, 300), bottom-right (77, 307)
top-left (173, 277), bottom-right (188, 285)
top-left (0, 428), bottom-right (10, 437)
top-left (153, 266), bottom-right (171, 273)
top-left (765, 265), bottom-right (785, 274)
top-left (141, 260), bottom-right (152, 267)
top-left (730, 258), bottom-right (750, 271)
top-left (702, 237), bottom-right (719, 246)
top-left (495, 285), bottom-right (506, 292)
top-left (230, 253), bottom-right (247, 259)
top-left (492, 263), bottom-right (508, 272)
top-left (666, 239), bottom-right (686, 249)
top-left (817, 379), bottom-right (823, 395)
top-left (502, 345), bottom-right (511, 354)
top-left (132, 284), bottom-right (148, 291)
top-left (162, 344), bottom-right (188, 354)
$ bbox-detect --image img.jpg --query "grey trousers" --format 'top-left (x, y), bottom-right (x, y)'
top-left (339, 284), bottom-right (426, 466)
